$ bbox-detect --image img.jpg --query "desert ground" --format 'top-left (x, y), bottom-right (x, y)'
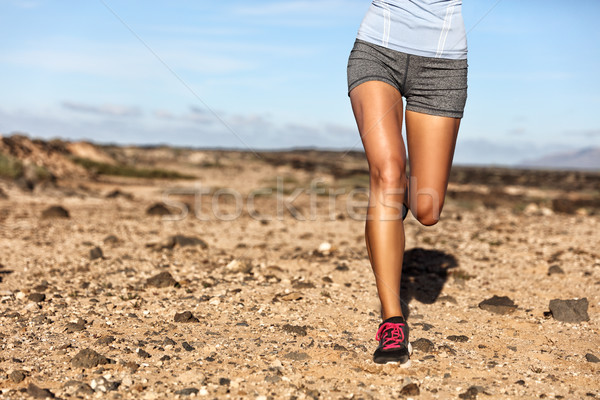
top-left (0, 135), bottom-right (599, 399)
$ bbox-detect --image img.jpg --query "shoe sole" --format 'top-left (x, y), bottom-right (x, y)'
top-left (374, 343), bottom-right (413, 367)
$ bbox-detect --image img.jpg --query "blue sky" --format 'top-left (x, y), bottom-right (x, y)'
top-left (0, 0), bottom-right (599, 165)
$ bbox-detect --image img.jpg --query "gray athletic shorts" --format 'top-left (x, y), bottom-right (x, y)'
top-left (347, 39), bottom-right (468, 119)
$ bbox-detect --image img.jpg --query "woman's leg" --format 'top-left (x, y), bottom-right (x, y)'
top-left (405, 110), bottom-right (460, 225)
top-left (350, 81), bottom-right (407, 320)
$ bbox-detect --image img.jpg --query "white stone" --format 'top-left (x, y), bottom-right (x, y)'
top-left (318, 242), bottom-right (332, 252)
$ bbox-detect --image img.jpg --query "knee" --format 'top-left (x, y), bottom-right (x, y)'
top-left (412, 197), bottom-right (444, 226)
top-left (369, 162), bottom-right (407, 189)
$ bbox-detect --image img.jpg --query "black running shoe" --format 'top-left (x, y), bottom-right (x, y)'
top-left (373, 316), bottom-right (412, 366)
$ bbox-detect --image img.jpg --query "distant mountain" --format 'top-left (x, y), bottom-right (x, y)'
top-left (520, 147), bottom-right (600, 170)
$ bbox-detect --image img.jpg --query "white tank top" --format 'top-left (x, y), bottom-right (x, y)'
top-left (356, 0), bottom-right (468, 59)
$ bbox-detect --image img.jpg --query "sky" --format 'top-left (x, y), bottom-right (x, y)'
top-left (0, 0), bottom-right (599, 165)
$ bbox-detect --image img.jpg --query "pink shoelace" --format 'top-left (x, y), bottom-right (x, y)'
top-left (375, 322), bottom-right (406, 350)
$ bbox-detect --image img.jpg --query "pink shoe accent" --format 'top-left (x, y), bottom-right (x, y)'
top-left (376, 322), bottom-right (406, 350)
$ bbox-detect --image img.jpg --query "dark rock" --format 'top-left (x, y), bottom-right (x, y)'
top-left (125, 361), bottom-right (139, 372)
top-left (292, 280), bottom-right (316, 289)
top-left (175, 388), bottom-right (199, 396)
top-left (400, 383), bottom-right (420, 396)
top-left (458, 386), bottom-right (480, 400)
top-left (219, 378), bottom-right (230, 386)
top-left (174, 311), bottom-right (199, 323)
top-left (515, 380), bottom-right (525, 385)
top-left (585, 353), bottom-right (600, 363)
top-left (549, 298), bottom-right (589, 323)
top-left (71, 349), bottom-right (110, 369)
top-left (136, 348), bottom-right (151, 359)
top-left (547, 265), bottom-right (565, 275)
top-left (283, 351), bottom-right (310, 361)
top-left (160, 355), bottom-right (171, 361)
top-left (447, 335), bottom-right (469, 343)
top-left (146, 203), bottom-right (172, 216)
top-left (182, 342), bottom-right (194, 351)
top-left (89, 247), bottom-right (103, 260)
top-left (9, 370), bottom-right (27, 383)
top-left (412, 338), bottom-right (435, 353)
top-left (27, 293), bottom-right (46, 303)
top-left (167, 235), bottom-right (208, 249)
top-left (265, 375), bottom-right (281, 383)
top-left (282, 324), bottom-right (307, 336)
top-left (32, 315), bottom-right (49, 325)
top-left (105, 189), bottom-right (133, 200)
top-left (146, 272), bottom-right (178, 288)
top-left (333, 344), bottom-right (348, 351)
top-left (95, 336), bottom-right (116, 345)
top-left (163, 337), bottom-right (176, 346)
top-left (103, 235), bottom-right (120, 245)
top-left (335, 264), bottom-right (349, 272)
top-left (41, 206), bottom-right (69, 219)
top-left (27, 383), bottom-right (55, 399)
top-left (438, 345), bottom-right (457, 356)
top-left (64, 380), bottom-right (94, 396)
top-left (478, 295), bottom-right (517, 315)
top-left (65, 318), bottom-right (87, 333)
top-left (413, 322), bottom-right (434, 331)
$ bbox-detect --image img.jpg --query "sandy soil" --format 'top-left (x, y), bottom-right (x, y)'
top-left (0, 148), bottom-right (599, 399)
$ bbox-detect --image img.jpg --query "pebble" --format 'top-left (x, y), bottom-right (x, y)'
top-left (585, 353), bottom-right (600, 363)
top-left (283, 351), bottom-right (310, 361)
top-left (549, 298), bottom-right (590, 323)
top-left (225, 259), bottom-right (252, 274)
top-left (447, 335), bottom-right (469, 343)
top-left (146, 271), bottom-right (178, 288)
top-left (103, 235), bottom-right (120, 245)
top-left (27, 292), bottom-right (46, 303)
top-left (71, 348), bottom-right (110, 369)
top-left (478, 295), bottom-right (518, 315)
top-left (174, 311), bottom-right (200, 323)
top-left (412, 338), bottom-right (435, 353)
top-left (9, 370), bottom-right (26, 383)
top-left (41, 205), bottom-right (69, 219)
top-left (65, 318), bottom-right (87, 333)
top-left (146, 203), bottom-right (172, 216)
top-left (175, 388), bottom-right (199, 396)
top-left (89, 246), bottom-right (104, 260)
top-left (547, 265), bottom-right (565, 275)
top-left (64, 380), bottom-right (94, 396)
top-left (182, 342), bottom-right (194, 351)
top-left (167, 235), bottom-right (208, 249)
top-left (458, 386), bottom-right (480, 399)
top-left (280, 292), bottom-right (303, 301)
top-left (137, 348), bottom-right (152, 358)
top-left (282, 324), bottom-right (307, 336)
top-left (219, 378), bottom-right (230, 386)
top-left (27, 383), bottom-right (55, 399)
top-left (95, 336), bottom-right (116, 345)
top-left (400, 383), bottom-right (420, 396)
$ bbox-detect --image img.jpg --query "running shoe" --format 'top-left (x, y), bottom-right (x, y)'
top-left (373, 316), bottom-right (412, 366)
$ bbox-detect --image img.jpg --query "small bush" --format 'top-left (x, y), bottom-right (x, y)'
top-left (0, 153), bottom-right (24, 179)
top-left (71, 157), bottom-right (195, 180)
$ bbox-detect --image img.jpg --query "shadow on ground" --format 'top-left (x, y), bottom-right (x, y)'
top-left (399, 247), bottom-right (458, 319)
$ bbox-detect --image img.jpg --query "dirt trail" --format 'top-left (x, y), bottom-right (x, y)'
top-left (0, 147), bottom-right (598, 399)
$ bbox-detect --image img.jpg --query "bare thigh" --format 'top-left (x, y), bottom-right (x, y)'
top-left (405, 110), bottom-right (460, 225)
top-left (350, 80), bottom-right (407, 193)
